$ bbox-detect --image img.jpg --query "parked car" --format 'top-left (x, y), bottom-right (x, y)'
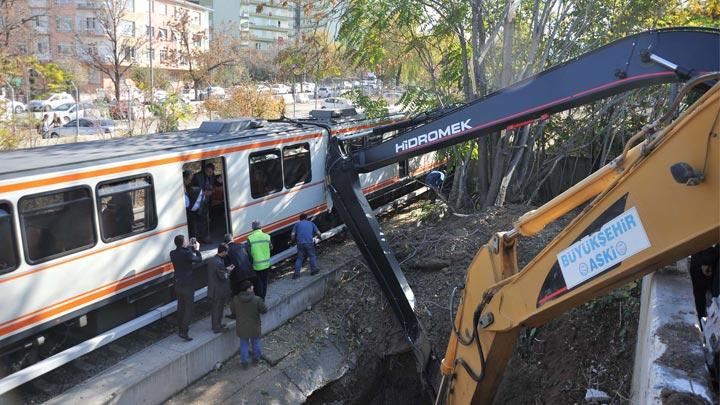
top-left (342, 81), bottom-right (353, 90)
top-left (50, 102), bottom-right (98, 123)
top-left (1, 97), bottom-right (27, 114)
top-left (29, 92), bottom-right (75, 112)
top-left (256, 84), bottom-right (271, 93)
top-left (181, 88), bottom-right (202, 102)
top-left (152, 90), bottom-right (169, 103)
top-left (317, 87), bottom-right (332, 98)
top-left (205, 86), bottom-right (226, 99)
top-left (271, 84), bottom-right (290, 94)
top-left (321, 97), bottom-right (353, 110)
top-left (302, 82), bottom-right (315, 93)
top-left (44, 118), bottom-right (117, 138)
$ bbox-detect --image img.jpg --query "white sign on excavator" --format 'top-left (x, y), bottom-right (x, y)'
top-left (557, 206), bottom-right (651, 289)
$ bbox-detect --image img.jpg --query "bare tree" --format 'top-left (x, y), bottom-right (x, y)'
top-left (167, 14), bottom-right (240, 98)
top-left (76, 0), bottom-right (146, 102)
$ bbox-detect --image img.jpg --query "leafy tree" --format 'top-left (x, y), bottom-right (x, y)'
top-left (343, 89), bottom-right (388, 118)
top-left (203, 86), bottom-right (284, 119)
top-left (130, 66), bottom-right (170, 91)
top-left (148, 94), bottom-right (192, 132)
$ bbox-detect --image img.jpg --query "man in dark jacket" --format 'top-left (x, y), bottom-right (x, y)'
top-left (207, 243), bottom-right (233, 333)
top-left (170, 235), bottom-right (202, 341)
top-left (224, 234), bottom-right (256, 297)
top-left (291, 213), bottom-right (321, 279)
top-left (690, 245), bottom-right (719, 319)
top-left (233, 280), bottom-right (268, 368)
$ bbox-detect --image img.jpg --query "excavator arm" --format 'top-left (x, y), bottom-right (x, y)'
top-left (440, 77), bottom-right (720, 404)
top-left (323, 27), bottom-right (720, 402)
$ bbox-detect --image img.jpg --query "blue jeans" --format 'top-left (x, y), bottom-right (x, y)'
top-left (239, 338), bottom-right (261, 364)
top-left (294, 243), bottom-right (318, 275)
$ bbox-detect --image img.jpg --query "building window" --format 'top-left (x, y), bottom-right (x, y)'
top-left (85, 17), bottom-right (97, 32)
top-left (19, 187), bottom-right (96, 264)
top-left (282, 143), bottom-right (311, 188)
top-left (56, 16), bottom-right (73, 32)
top-left (123, 46), bottom-right (135, 60)
top-left (125, 0), bottom-right (134, 11)
top-left (158, 28), bottom-right (167, 40)
top-left (97, 175), bottom-right (157, 242)
top-left (119, 20), bottom-right (135, 36)
top-left (89, 69), bottom-right (101, 84)
top-left (147, 48), bottom-right (154, 61)
top-left (33, 15), bottom-right (49, 30)
top-left (0, 203), bottom-right (19, 275)
top-left (159, 49), bottom-right (167, 61)
top-left (249, 149), bottom-right (283, 198)
top-left (145, 25), bottom-right (154, 36)
top-left (54, 0), bottom-right (71, 4)
top-left (57, 43), bottom-right (73, 55)
top-left (36, 39), bottom-right (49, 55)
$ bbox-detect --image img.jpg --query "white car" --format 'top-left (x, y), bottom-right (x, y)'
top-left (321, 97), bottom-right (353, 110)
top-left (153, 90), bottom-right (169, 103)
top-left (45, 118), bottom-right (117, 138)
top-left (342, 81), bottom-right (353, 90)
top-left (205, 86), bottom-right (226, 99)
top-left (50, 102), bottom-right (98, 123)
top-left (30, 92), bottom-right (75, 112)
top-left (1, 98), bottom-right (27, 114)
top-left (271, 84), bottom-right (290, 94)
top-left (317, 87), bottom-right (332, 98)
top-left (256, 84), bottom-right (271, 93)
top-left (302, 82), bottom-right (315, 93)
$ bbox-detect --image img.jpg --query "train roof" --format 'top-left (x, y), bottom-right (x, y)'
top-left (0, 115), bottom-right (387, 181)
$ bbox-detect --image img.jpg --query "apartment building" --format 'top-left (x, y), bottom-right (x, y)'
top-left (201, 0), bottom-right (338, 52)
top-left (22, 0), bottom-right (210, 91)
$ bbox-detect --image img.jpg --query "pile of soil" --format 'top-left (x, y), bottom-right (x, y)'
top-left (306, 200), bottom-right (640, 404)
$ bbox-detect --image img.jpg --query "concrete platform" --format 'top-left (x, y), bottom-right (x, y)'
top-left (166, 311), bottom-right (349, 404)
top-left (44, 263), bottom-right (346, 405)
top-left (631, 260), bottom-right (716, 404)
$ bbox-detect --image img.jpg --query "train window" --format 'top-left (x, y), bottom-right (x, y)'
top-left (97, 175), bottom-right (157, 242)
top-left (249, 149), bottom-right (283, 198)
top-left (0, 203), bottom-right (19, 274)
top-left (19, 187), bottom-right (96, 264)
top-left (282, 143), bottom-right (311, 188)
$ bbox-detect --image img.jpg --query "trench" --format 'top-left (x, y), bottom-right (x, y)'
top-left (306, 351), bottom-right (428, 405)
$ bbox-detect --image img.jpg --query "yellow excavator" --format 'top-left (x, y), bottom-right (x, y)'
top-left (316, 27), bottom-right (719, 403)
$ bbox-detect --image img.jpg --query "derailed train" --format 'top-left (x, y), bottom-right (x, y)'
top-left (0, 113), bottom-right (441, 367)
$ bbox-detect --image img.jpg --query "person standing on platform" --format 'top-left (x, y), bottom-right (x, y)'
top-left (207, 243), bottom-right (233, 333)
top-left (247, 221), bottom-right (271, 299)
top-left (291, 213), bottom-right (321, 279)
top-left (233, 280), bottom-right (267, 368)
top-left (169, 235), bottom-right (202, 341)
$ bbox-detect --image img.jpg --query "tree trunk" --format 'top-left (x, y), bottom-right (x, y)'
top-left (457, 29), bottom-right (473, 102)
top-left (495, 125), bottom-right (531, 206)
top-left (114, 70), bottom-right (121, 103)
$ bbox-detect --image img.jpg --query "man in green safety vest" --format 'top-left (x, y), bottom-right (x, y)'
top-left (247, 220), bottom-right (271, 299)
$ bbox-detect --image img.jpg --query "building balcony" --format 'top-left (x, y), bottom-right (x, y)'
top-left (76, 1), bottom-right (102, 9)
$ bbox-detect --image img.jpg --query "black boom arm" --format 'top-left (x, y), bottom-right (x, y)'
top-left (325, 27), bottom-right (719, 396)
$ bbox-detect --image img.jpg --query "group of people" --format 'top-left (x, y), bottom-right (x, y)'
top-left (38, 113), bottom-right (63, 138)
top-left (169, 213), bottom-right (323, 368)
top-left (183, 163), bottom-right (224, 244)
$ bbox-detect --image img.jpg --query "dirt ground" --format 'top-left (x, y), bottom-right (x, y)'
top-left (305, 199), bottom-right (641, 404)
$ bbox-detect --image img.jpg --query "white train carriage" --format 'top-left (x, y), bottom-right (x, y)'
top-left (0, 115), bottom-right (442, 362)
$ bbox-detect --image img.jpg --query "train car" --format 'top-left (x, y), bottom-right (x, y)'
top-left (0, 114), bottom-right (442, 368)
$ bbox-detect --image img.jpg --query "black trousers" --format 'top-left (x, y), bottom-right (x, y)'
top-left (254, 270), bottom-right (268, 299)
top-left (210, 296), bottom-right (228, 331)
top-left (175, 285), bottom-right (194, 335)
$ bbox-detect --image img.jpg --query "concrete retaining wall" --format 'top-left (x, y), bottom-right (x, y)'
top-left (631, 260), bottom-right (715, 404)
top-left (45, 267), bottom-right (341, 405)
